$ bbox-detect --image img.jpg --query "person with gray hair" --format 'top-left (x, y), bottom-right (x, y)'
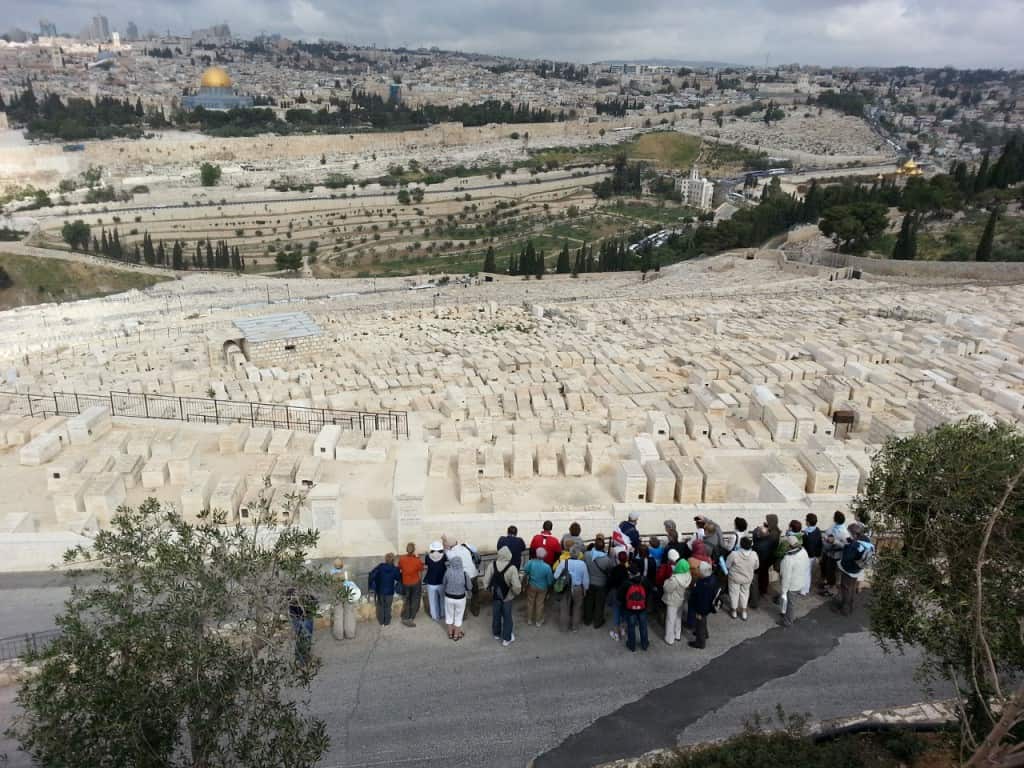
top-left (779, 534), bottom-right (811, 627)
top-left (523, 546), bottom-right (555, 626)
top-left (664, 519), bottom-right (689, 561)
top-left (553, 546), bottom-right (590, 632)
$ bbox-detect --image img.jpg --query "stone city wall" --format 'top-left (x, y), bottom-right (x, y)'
top-left (1, 118), bottom-right (629, 184)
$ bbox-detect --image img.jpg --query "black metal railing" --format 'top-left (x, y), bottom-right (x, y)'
top-left (0, 389), bottom-right (408, 439)
top-left (0, 629), bottom-right (61, 663)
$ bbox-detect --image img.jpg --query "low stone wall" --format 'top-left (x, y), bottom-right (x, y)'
top-left (591, 700), bottom-right (957, 768)
top-left (847, 255), bottom-right (1024, 281)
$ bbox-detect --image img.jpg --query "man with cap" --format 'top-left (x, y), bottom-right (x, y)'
top-left (620, 511), bottom-right (641, 551)
top-left (835, 522), bottom-right (875, 616)
top-left (423, 541), bottom-right (447, 621)
top-left (779, 533), bottom-right (811, 626)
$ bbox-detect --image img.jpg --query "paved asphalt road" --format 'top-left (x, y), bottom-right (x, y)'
top-left (0, 583), bottom-right (936, 768)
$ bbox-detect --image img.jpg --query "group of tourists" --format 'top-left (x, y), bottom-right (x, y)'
top-left (361, 510), bottom-right (876, 653)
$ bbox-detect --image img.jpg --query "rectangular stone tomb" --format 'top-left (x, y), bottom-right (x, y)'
top-left (267, 430), bottom-right (293, 455)
top-left (67, 406), bottom-right (112, 446)
top-left (113, 454), bottom-right (145, 489)
top-left (19, 433), bottom-right (62, 466)
top-left (313, 425), bottom-right (342, 457)
top-left (270, 454), bottom-right (299, 485)
top-left (141, 459), bottom-right (169, 489)
top-left (295, 456), bottom-right (321, 488)
top-left (219, 423), bottom-right (249, 455)
top-left (667, 456), bottom-right (703, 503)
top-left (616, 460), bottom-right (648, 503)
top-left (209, 477), bottom-right (244, 520)
top-left (243, 427), bottom-right (272, 454)
top-left (307, 484), bottom-right (339, 530)
top-left (53, 478), bottom-right (89, 524)
top-left (83, 473), bottom-right (127, 527)
top-left (644, 460), bottom-right (676, 504)
top-left (47, 456), bottom-right (86, 492)
top-left (180, 471), bottom-right (215, 521)
top-left (167, 441), bottom-right (199, 485)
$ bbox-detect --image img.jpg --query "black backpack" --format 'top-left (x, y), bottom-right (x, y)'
top-left (490, 562), bottom-right (513, 600)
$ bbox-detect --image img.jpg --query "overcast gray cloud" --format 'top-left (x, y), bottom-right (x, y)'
top-left (10, 0), bottom-right (1024, 67)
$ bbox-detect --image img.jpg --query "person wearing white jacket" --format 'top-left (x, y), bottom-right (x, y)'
top-left (661, 559), bottom-right (692, 645)
top-left (778, 534), bottom-right (811, 627)
top-left (725, 537), bottom-right (759, 621)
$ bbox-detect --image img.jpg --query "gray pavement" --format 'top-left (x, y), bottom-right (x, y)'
top-left (0, 588), bottom-right (937, 768)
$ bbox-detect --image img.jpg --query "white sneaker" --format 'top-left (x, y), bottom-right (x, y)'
top-left (493, 635), bottom-right (501, 641)
top-left (510, 632), bottom-right (515, 641)
top-left (502, 637), bottom-right (515, 647)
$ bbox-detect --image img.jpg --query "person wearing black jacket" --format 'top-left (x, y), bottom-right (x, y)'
top-left (802, 513), bottom-right (824, 590)
top-left (751, 514), bottom-right (781, 608)
top-left (688, 561), bottom-right (717, 649)
top-left (632, 544), bottom-right (658, 611)
top-left (606, 551), bottom-right (630, 642)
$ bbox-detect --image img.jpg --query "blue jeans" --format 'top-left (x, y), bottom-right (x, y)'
top-left (492, 598), bottom-right (513, 641)
top-left (291, 616), bottom-right (314, 665)
top-left (626, 611), bottom-right (649, 652)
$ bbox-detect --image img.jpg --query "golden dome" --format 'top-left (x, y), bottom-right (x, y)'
top-left (200, 66), bottom-right (232, 89)
top-left (903, 159), bottom-right (918, 170)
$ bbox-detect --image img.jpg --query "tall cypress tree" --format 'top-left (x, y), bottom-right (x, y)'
top-left (483, 246), bottom-right (496, 273)
top-left (974, 152), bottom-right (991, 195)
top-left (556, 242), bottom-right (570, 274)
top-left (975, 206), bottom-right (999, 262)
top-left (892, 213), bottom-right (914, 260)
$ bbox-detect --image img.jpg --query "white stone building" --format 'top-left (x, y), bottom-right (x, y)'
top-left (676, 165), bottom-right (715, 211)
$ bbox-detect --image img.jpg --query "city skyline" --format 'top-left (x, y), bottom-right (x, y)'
top-left (6, 0), bottom-right (1023, 69)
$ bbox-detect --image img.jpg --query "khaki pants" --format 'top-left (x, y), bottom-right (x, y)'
top-left (728, 579), bottom-right (752, 615)
top-left (526, 586), bottom-right (548, 624)
top-left (559, 586), bottom-right (584, 631)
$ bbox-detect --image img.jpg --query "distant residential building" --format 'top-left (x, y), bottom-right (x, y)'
top-left (125, 22), bottom-right (139, 40)
top-left (39, 19), bottom-right (57, 37)
top-left (676, 165), bottom-right (715, 211)
top-left (5, 28), bottom-right (29, 43)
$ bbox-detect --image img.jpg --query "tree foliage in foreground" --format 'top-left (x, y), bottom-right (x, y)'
top-left (7, 497), bottom-right (330, 768)
top-left (854, 420), bottom-right (1024, 756)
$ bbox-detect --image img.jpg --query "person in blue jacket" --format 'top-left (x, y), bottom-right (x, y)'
top-left (368, 552), bottom-right (402, 626)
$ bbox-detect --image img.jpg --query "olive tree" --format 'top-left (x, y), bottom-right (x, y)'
top-left (854, 419), bottom-right (1023, 762)
top-left (7, 495), bottom-right (330, 768)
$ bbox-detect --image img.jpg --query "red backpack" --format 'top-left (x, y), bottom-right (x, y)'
top-left (625, 582), bottom-right (647, 611)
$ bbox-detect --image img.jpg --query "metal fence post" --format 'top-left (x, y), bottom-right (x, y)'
top-left (178, 397), bottom-right (184, 421)
top-left (214, 399), bottom-right (219, 425)
top-left (250, 402), bottom-right (255, 427)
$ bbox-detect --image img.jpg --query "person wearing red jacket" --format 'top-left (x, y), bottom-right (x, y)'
top-left (529, 520), bottom-right (562, 565)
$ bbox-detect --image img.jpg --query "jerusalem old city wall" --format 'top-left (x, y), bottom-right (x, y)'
top-left (0, 119), bottom-right (630, 185)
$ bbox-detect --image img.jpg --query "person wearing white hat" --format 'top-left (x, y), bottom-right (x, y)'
top-left (423, 541), bottom-right (447, 622)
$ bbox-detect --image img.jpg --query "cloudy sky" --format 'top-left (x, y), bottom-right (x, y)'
top-left (13, 0), bottom-right (1024, 68)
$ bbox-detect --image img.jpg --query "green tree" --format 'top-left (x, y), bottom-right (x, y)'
top-left (556, 242), bottom-right (571, 274)
top-left (482, 245), bottom-right (496, 273)
top-left (396, 188), bottom-right (411, 205)
top-left (200, 162), bottom-right (222, 187)
top-left (891, 212), bottom-right (917, 260)
top-left (857, 420), bottom-right (1024, 754)
top-left (818, 203), bottom-right (888, 253)
top-left (7, 497), bottom-right (330, 768)
top-left (276, 250), bottom-right (303, 272)
top-left (534, 248), bottom-right (545, 279)
top-left (61, 219), bottom-right (91, 250)
top-left (975, 206), bottom-right (999, 262)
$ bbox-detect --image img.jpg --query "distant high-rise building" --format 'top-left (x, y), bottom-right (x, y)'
top-left (388, 83), bottom-right (402, 103)
top-left (6, 28), bottom-right (29, 43)
top-left (91, 15), bottom-right (110, 42)
top-left (39, 19), bottom-right (57, 37)
top-left (191, 23), bottom-right (231, 42)
top-left (125, 21), bottom-right (139, 40)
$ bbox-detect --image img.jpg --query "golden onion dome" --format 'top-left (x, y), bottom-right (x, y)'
top-left (200, 66), bottom-right (232, 88)
top-left (903, 159), bottom-right (918, 170)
